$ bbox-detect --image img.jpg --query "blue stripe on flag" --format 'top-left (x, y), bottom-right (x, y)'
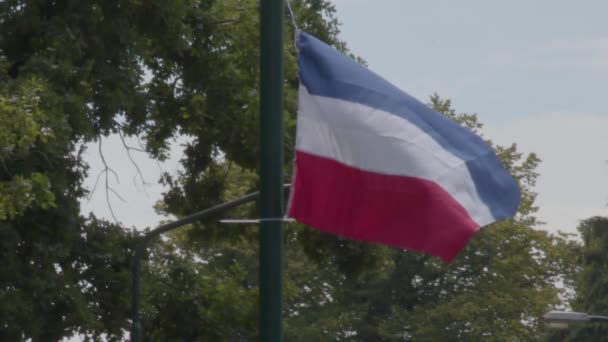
top-left (297, 31), bottom-right (520, 221)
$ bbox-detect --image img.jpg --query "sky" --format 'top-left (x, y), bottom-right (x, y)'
top-left (329, 0), bottom-right (608, 234)
top-left (82, 0), bottom-right (608, 235)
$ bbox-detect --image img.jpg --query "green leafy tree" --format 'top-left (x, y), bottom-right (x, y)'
top-left (0, 0), bottom-right (346, 339)
top-left (547, 217), bottom-right (608, 342)
top-left (141, 98), bottom-right (577, 341)
top-left (0, 0), bottom-right (580, 340)
top-left (275, 98), bottom-right (577, 341)
top-left (0, 57), bottom-right (57, 219)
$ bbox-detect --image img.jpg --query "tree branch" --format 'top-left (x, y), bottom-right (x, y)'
top-left (97, 138), bottom-right (122, 223)
top-left (118, 130), bottom-right (150, 195)
top-left (135, 134), bottom-right (166, 176)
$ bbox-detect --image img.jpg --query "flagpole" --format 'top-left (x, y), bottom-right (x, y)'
top-left (259, 0), bottom-right (284, 341)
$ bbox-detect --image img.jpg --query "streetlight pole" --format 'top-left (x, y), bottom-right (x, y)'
top-left (258, 0), bottom-right (285, 341)
top-left (131, 1), bottom-right (287, 340)
top-left (130, 185), bottom-right (291, 341)
top-left (544, 310), bottom-right (608, 329)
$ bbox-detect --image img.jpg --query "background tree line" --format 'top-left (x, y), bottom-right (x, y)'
top-left (0, 0), bottom-right (602, 341)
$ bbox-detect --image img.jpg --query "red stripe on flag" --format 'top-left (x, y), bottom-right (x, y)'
top-left (288, 151), bottom-right (479, 262)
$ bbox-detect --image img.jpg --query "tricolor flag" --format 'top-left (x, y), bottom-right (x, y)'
top-left (288, 32), bottom-right (520, 262)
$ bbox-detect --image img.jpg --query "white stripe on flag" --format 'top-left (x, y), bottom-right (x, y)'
top-left (296, 85), bottom-right (495, 226)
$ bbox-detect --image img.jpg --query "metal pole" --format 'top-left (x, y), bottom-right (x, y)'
top-left (130, 186), bottom-right (291, 341)
top-left (130, 244), bottom-right (144, 341)
top-left (259, 0), bottom-right (285, 341)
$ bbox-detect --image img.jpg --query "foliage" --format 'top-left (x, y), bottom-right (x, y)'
top-left (0, 0), bottom-right (580, 340)
top-left (0, 0), bottom-right (344, 340)
top-left (0, 56), bottom-right (57, 219)
top-left (138, 99), bottom-right (578, 341)
top-left (278, 99), bottom-right (576, 341)
top-left (576, 217), bottom-right (608, 317)
top-left (547, 217), bottom-right (608, 342)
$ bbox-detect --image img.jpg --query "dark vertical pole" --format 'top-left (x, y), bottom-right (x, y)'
top-left (129, 190), bottom-right (276, 342)
top-left (131, 245), bottom-right (143, 342)
top-left (259, 0), bottom-right (284, 341)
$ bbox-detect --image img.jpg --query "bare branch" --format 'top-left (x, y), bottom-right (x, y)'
top-left (87, 170), bottom-right (104, 201)
top-left (135, 135), bottom-right (146, 151)
top-left (117, 130), bottom-right (150, 195)
top-left (135, 134), bottom-right (166, 176)
top-left (98, 138), bottom-right (121, 223)
top-left (108, 188), bottom-right (127, 202)
top-left (108, 167), bottom-right (120, 185)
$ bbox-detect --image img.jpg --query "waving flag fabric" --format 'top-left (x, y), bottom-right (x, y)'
top-left (288, 31), bottom-right (520, 262)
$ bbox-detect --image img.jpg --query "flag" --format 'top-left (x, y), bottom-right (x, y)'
top-left (288, 32), bottom-right (520, 262)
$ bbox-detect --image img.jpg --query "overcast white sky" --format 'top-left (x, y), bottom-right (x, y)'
top-left (330, 0), bottom-right (608, 234)
top-left (82, 0), bottom-right (608, 235)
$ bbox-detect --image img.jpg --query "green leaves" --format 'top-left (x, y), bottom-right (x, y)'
top-left (0, 0), bottom-right (582, 340)
top-left (0, 0), bottom-right (348, 339)
top-left (0, 173), bottom-right (55, 220)
top-left (550, 217), bottom-right (608, 341)
top-left (0, 62), bottom-right (57, 219)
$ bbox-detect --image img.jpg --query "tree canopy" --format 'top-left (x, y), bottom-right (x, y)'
top-left (0, 1), bottom-right (582, 341)
top-left (548, 217), bottom-right (608, 342)
top-left (135, 98), bottom-right (577, 341)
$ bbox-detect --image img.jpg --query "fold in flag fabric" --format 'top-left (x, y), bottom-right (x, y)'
top-left (288, 31), bottom-right (521, 263)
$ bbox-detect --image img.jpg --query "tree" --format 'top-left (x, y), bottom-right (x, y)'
top-left (0, 0), bottom-right (579, 340)
top-left (140, 98), bottom-right (577, 341)
top-left (0, 57), bottom-right (56, 220)
top-left (547, 217), bottom-right (608, 341)
top-left (0, 0), bottom-right (346, 339)
top-left (276, 98), bottom-right (577, 341)
top-left (0, 49), bottom-right (100, 340)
